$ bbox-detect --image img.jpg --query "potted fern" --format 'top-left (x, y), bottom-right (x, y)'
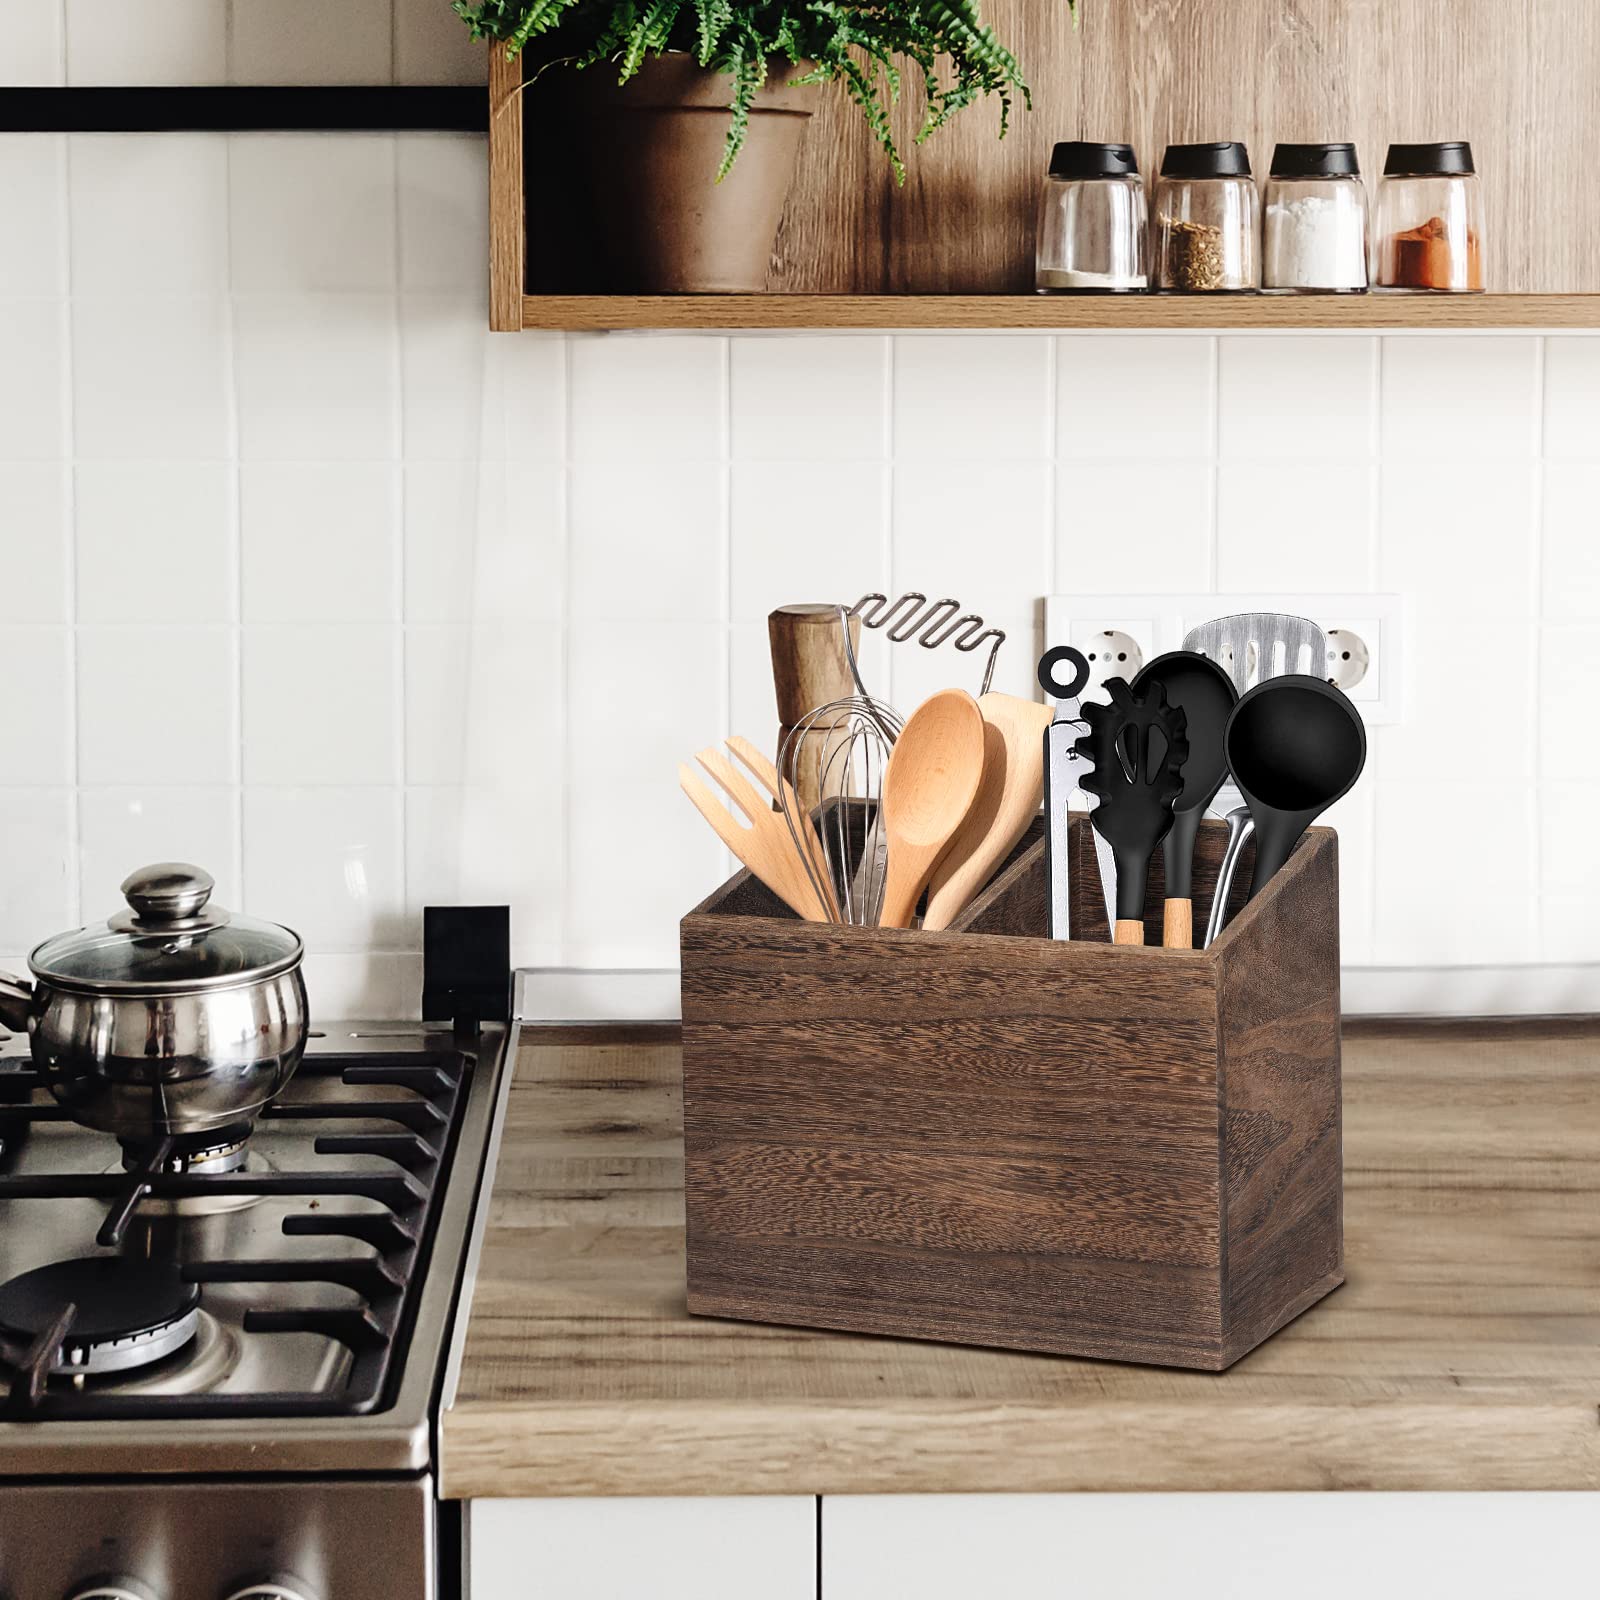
top-left (456, 0), bottom-right (1051, 293)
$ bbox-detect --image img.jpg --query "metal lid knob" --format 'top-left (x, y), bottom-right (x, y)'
top-left (119, 863), bottom-right (215, 925)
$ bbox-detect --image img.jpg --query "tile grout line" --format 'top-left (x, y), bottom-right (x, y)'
top-left (1364, 335), bottom-right (1382, 961)
top-left (1207, 334), bottom-right (1220, 591)
top-left (1529, 334), bottom-right (1547, 957)
top-left (719, 333), bottom-right (733, 879)
top-left (60, 128), bottom-right (81, 923)
top-left (223, 130), bottom-right (247, 912)
top-left (390, 132), bottom-right (408, 950)
top-left (559, 332), bottom-right (575, 966)
top-left (1046, 335), bottom-right (1060, 608)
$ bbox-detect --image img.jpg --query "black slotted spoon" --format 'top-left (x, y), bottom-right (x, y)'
top-left (1131, 651), bottom-right (1239, 949)
top-left (1074, 678), bottom-right (1188, 946)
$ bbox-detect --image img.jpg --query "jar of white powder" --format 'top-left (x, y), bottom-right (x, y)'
top-left (1263, 143), bottom-right (1368, 292)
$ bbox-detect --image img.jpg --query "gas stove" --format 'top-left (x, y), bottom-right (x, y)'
top-left (0, 917), bottom-right (516, 1600)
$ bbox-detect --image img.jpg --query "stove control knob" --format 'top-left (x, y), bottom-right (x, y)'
top-left (65, 1581), bottom-right (156, 1600)
top-left (222, 1583), bottom-right (317, 1600)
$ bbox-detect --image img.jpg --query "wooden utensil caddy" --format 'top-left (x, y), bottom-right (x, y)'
top-left (680, 812), bottom-right (1343, 1371)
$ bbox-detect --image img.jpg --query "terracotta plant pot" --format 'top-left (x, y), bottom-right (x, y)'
top-left (558, 54), bottom-right (819, 293)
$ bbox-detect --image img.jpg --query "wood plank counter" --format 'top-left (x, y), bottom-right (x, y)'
top-left (440, 1020), bottom-right (1600, 1500)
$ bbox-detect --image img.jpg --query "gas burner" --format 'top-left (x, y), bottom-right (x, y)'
top-left (120, 1126), bottom-right (254, 1177)
top-left (0, 1258), bottom-right (201, 1383)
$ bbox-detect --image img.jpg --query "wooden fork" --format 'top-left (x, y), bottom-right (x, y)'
top-left (680, 739), bottom-right (837, 922)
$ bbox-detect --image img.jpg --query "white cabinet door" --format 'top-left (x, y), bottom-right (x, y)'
top-left (469, 1495), bottom-right (816, 1600)
top-left (822, 1492), bottom-right (1597, 1600)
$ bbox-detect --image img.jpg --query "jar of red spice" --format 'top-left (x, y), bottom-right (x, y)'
top-left (1374, 142), bottom-right (1484, 291)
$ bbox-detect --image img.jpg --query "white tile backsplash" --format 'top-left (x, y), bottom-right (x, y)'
top-left (1057, 334), bottom-right (1214, 459)
top-left (241, 624), bottom-right (399, 785)
top-left (69, 135), bottom-right (228, 293)
top-left (0, 106), bottom-right (1595, 1014)
top-left (0, 137), bottom-right (65, 293)
top-left (569, 460), bottom-right (725, 623)
top-left (240, 462), bottom-right (399, 622)
top-left (1, 0), bottom-right (64, 84)
top-left (568, 336), bottom-right (726, 462)
top-left (75, 461), bottom-right (236, 622)
top-left (0, 300), bottom-right (67, 459)
top-left (895, 335), bottom-right (1051, 460)
top-left (227, 0), bottom-right (393, 85)
top-left (732, 460), bottom-right (886, 624)
top-left (1379, 336), bottom-right (1541, 459)
top-left (0, 464), bottom-right (71, 621)
top-left (234, 294), bottom-right (399, 460)
top-left (1541, 338), bottom-right (1600, 459)
top-left (230, 135), bottom-right (399, 292)
top-left (0, 628), bottom-right (73, 784)
top-left (72, 296), bottom-right (230, 459)
top-left (78, 787), bottom-right (240, 915)
top-left (731, 336), bottom-right (889, 460)
top-left (1217, 336), bottom-right (1375, 459)
top-left (77, 625), bottom-right (239, 786)
top-left (0, 790), bottom-right (75, 948)
top-left (64, 0), bottom-right (224, 84)
top-left (393, 0), bottom-right (488, 85)
top-left (242, 786), bottom-right (405, 948)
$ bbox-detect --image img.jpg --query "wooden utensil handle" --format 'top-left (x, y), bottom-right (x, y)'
top-left (1114, 919), bottom-right (1146, 946)
top-left (1163, 899), bottom-right (1192, 950)
top-left (768, 605), bottom-right (861, 724)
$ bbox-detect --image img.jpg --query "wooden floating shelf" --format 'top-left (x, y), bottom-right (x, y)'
top-left (518, 293), bottom-right (1600, 333)
top-left (492, 2), bottom-right (1600, 331)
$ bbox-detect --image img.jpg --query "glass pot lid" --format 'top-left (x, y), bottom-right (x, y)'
top-left (29, 863), bottom-right (304, 994)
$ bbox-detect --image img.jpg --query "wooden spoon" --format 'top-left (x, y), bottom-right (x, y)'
top-left (921, 692), bottom-right (1054, 932)
top-left (877, 689), bottom-right (986, 930)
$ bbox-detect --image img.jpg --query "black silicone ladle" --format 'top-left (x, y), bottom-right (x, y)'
top-left (1224, 675), bottom-right (1367, 900)
top-left (1131, 651), bottom-right (1238, 948)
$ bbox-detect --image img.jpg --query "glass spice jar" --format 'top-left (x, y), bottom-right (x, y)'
top-left (1263, 143), bottom-right (1368, 293)
top-left (1035, 141), bottom-right (1148, 293)
top-left (1374, 142), bottom-right (1484, 291)
top-left (1153, 142), bottom-right (1259, 292)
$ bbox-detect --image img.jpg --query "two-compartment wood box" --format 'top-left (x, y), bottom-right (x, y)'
top-left (680, 815), bottom-right (1343, 1371)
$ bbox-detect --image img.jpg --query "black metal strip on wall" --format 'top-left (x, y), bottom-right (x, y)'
top-left (0, 86), bottom-right (486, 134)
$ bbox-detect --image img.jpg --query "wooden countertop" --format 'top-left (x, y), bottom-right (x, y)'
top-left (440, 1019), bottom-right (1600, 1499)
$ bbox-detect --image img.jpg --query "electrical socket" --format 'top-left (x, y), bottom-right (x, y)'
top-left (1044, 593), bottom-right (1405, 724)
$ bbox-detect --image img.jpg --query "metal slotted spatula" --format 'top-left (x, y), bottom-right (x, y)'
top-left (1182, 613), bottom-right (1328, 946)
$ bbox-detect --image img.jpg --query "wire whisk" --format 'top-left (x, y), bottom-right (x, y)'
top-left (777, 697), bottom-right (894, 926)
top-left (849, 591), bottom-right (1006, 697)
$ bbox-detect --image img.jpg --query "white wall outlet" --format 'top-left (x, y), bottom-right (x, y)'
top-left (1043, 593), bottom-right (1405, 725)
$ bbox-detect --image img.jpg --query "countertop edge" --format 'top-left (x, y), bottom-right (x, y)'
top-left (439, 1396), bottom-right (1600, 1500)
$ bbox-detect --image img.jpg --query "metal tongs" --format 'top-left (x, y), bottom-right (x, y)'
top-left (1039, 646), bottom-right (1118, 939)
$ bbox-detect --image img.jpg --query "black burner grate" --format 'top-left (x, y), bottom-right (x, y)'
top-left (0, 1053), bottom-right (469, 1422)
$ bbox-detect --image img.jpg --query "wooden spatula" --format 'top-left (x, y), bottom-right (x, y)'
top-left (878, 689), bottom-right (986, 930)
top-left (921, 692), bottom-right (1053, 932)
top-left (679, 739), bottom-right (837, 922)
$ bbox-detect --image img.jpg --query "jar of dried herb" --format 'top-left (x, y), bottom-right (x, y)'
top-left (1153, 142), bottom-right (1259, 293)
top-left (1375, 142), bottom-right (1484, 291)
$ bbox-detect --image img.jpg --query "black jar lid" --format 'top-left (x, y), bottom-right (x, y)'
top-left (1160, 141), bottom-right (1251, 179)
top-left (1384, 141), bottom-right (1475, 176)
top-left (1049, 141), bottom-right (1139, 180)
top-left (1271, 142), bottom-right (1360, 178)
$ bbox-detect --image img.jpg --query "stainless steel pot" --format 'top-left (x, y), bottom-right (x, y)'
top-left (0, 863), bottom-right (308, 1145)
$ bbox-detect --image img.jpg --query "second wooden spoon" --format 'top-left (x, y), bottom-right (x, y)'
top-left (878, 688), bottom-right (986, 930)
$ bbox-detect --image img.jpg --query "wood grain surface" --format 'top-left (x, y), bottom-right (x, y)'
top-left (497, 0), bottom-right (1600, 324)
top-left (516, 291), bottom-right (1600, 330)
top-left (677, 818), bottom-right (1339, 1370)
top-left (440, 1014), bottom-right (1600, 1499)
